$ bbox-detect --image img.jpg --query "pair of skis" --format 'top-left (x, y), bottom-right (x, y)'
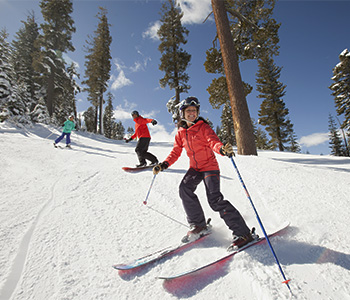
top-left (54, 144), bottom-right (72, 149)
top-left (113, 224), bottom-right (289, 282)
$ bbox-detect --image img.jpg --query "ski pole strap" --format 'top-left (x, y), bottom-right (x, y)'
top-left (143, 173), bottom-right (157, 205)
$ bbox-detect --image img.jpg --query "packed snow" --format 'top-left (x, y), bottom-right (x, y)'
top-left (1, 121), bottom-right (350, 300)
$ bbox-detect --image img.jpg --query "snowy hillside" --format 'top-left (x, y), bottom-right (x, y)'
top-left (1, 122), bottom-right (350, 300)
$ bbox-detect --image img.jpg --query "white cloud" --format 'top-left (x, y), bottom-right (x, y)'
top-left (112, 99), bottom-right (138, 121)
top-left (178, 0), bottom-right (213, 25)
top-left (142, 20), bottom-right (161, 41)
top-left (299, 132), bottom-right (329, 147)
top-left (149, 124), bottom-right (177, 143)
top-left (110, 70), bottom-right (133, 90)
top-left (130, 61), bottom-right (143, 73)
top-left (113, 108), bottom-right (132, 121)
top-left (142, 0), bottom-right (212, 41)
top-left (113, 58), bottom-right (126, 72)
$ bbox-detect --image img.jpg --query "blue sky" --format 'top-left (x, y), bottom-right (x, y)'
top-left (1, 0), bottom-right (349, 155)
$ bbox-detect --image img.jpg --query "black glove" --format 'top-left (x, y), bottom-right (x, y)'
top-left (151, 119), bottom-right (157, 126)
top-left (153, 161), bottom-right (169, 175)
top-left (125, 137), bottom-right (133, 143)
top-left (220, 143), bottom-right (235, 157)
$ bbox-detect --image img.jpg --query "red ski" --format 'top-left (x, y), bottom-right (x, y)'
top-left (122, 165), bottom-right (154, 173)
top-left (113, 232), bottom-right (211, 272)
top-left (157, 223), bottom-right (290, 281)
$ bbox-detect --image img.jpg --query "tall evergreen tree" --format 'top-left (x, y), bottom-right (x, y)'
top-left (31, 96), bottom-right (50, 124)
top-left (33, 0), bottom-right (75, 118)
top-left (0, 29), bottom-right (13, 121)
top-left (207, 0), bottom-right (279, 155)
top-left (285, 120), bottom-right (300, 152)
top-left (328, 114), bottom-right (346, 156)
top-left (205, 0), bottom-right (279, 110)
top-left (55, 62), bottom-right (79, 125)
top-left (0, 28), bottom-right (26, 121)
top-left (252, 119), bottom-right (269, 150)
top-left (103, 93), bottom-right (115, 139)
top-left (256, 55), bottom-right (293, 151)
top-left (218, 103), bottom-right (236, 146)
top-left (329, 48), bottom-right (350, 131)
top-left (11, 12), bottom-right (41, 115)
top-left (113, 121), bottom-right (125, 140)
top-left (127, 126), bottom-right (134, 137)
top-left (83, 7), bottom-right (112, 134)
top-left (83, 106), bottom-right (96, 132)
top-left (158, 0), bottom-right (191, 123)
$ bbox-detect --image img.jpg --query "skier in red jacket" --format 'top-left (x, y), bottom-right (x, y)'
top-left (126, 111), bottom-right (158, 167)
top-left (153, 97), bottom-right (253, 249)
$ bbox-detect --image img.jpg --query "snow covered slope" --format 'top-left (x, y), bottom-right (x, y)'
top-left (1, 122), bottom-right (350, 300)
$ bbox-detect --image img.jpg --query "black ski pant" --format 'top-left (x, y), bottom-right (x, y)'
top-left (179, 168), bottom-right (250, 236)
top-left (135, 137), bottom-right (158, 164)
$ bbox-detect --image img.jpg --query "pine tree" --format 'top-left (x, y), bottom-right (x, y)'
top-left (207, 0), bottom-right (279, 155)
top-left (127, 126), bottom-right (134, 138)
top-left (286, 120), bottom-right (301, 152)
top-left (0, 28), bottom-right (23, 121)
top-left (83, 106), bottom-right (96, 132)
top-left (0, 29), bottom-right (12, 121)
top-left (158, 0), bottom-right (191, 123)
top-left (103, 93), bottom-right (115, 139)
top-left (328, 114), bottom-right (345, 156)
top-left (219, 103), bottom-right (236, 146)
top-left (329, 48), bottom-right (350, 131)
top-left (83, 7), bottom-right (112, 134)
top-left (225, 0), bottom-right (280, 60)
top-left (113, 121), bottom-right (125, 140)
top-left (252, 119), bottom-right (269, 150)
top-left (31, 96), bottom-right (50, 124)
top-left (204, 0), bottom-right (279, 108)
top-left (54, 62), bottom-right (79, 125)
top-left (256, 55), bottom-right (293, 151)
top-left (11, 11), bottom-right (41, 115)
top-left (33, 0), bottom-right (76, 118)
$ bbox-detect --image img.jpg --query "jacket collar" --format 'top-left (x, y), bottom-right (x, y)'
top-left (179, 117), bottom-right (205, 129)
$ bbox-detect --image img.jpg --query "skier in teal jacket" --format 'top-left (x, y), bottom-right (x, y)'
top-left (54, 115), bottom-right (76, 148)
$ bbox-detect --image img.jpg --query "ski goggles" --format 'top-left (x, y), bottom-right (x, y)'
top-left (179, 97), bottom-right (200, 110)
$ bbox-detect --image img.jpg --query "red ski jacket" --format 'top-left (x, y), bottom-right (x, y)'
top-left (131, 116), bottom-right (153, 139)
top-left (165, 119), bottom-right (224, 172)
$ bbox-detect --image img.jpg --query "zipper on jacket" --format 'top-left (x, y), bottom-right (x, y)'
top-left (186, 129), bottom-right (199, 170)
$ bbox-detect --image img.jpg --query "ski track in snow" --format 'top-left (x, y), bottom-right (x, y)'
top-left (1, 122), bottom-right (350, 300)
top-left (0, 180), bottom-right (59, 300)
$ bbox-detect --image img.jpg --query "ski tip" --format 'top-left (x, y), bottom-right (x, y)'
top-left (143, 201), bottom-right (147, 205)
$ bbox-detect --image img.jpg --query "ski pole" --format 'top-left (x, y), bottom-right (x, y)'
top-left (143, 173), bottom-right (157, 205)
top-left (229, 156), bottom-right (292, 293)
top-left (45, 132), bottom-right (54, 139)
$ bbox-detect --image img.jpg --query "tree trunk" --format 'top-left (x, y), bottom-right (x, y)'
top-left (99, 92), bottom-right (103, 135)
top-left (211, 0), bottom-right (257, 156)
top-left (46, 71), bottom-right (55, 117)
top-left (94, 106), bottom-right (98, 133)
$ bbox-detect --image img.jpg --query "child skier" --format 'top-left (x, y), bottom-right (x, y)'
top-left (53, 115), bottom-right (76, 148)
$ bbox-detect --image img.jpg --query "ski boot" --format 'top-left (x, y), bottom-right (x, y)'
top-left (227, 228), bottom-right (258, 251)
top-left (181, 218), bottom-right (212, 243)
